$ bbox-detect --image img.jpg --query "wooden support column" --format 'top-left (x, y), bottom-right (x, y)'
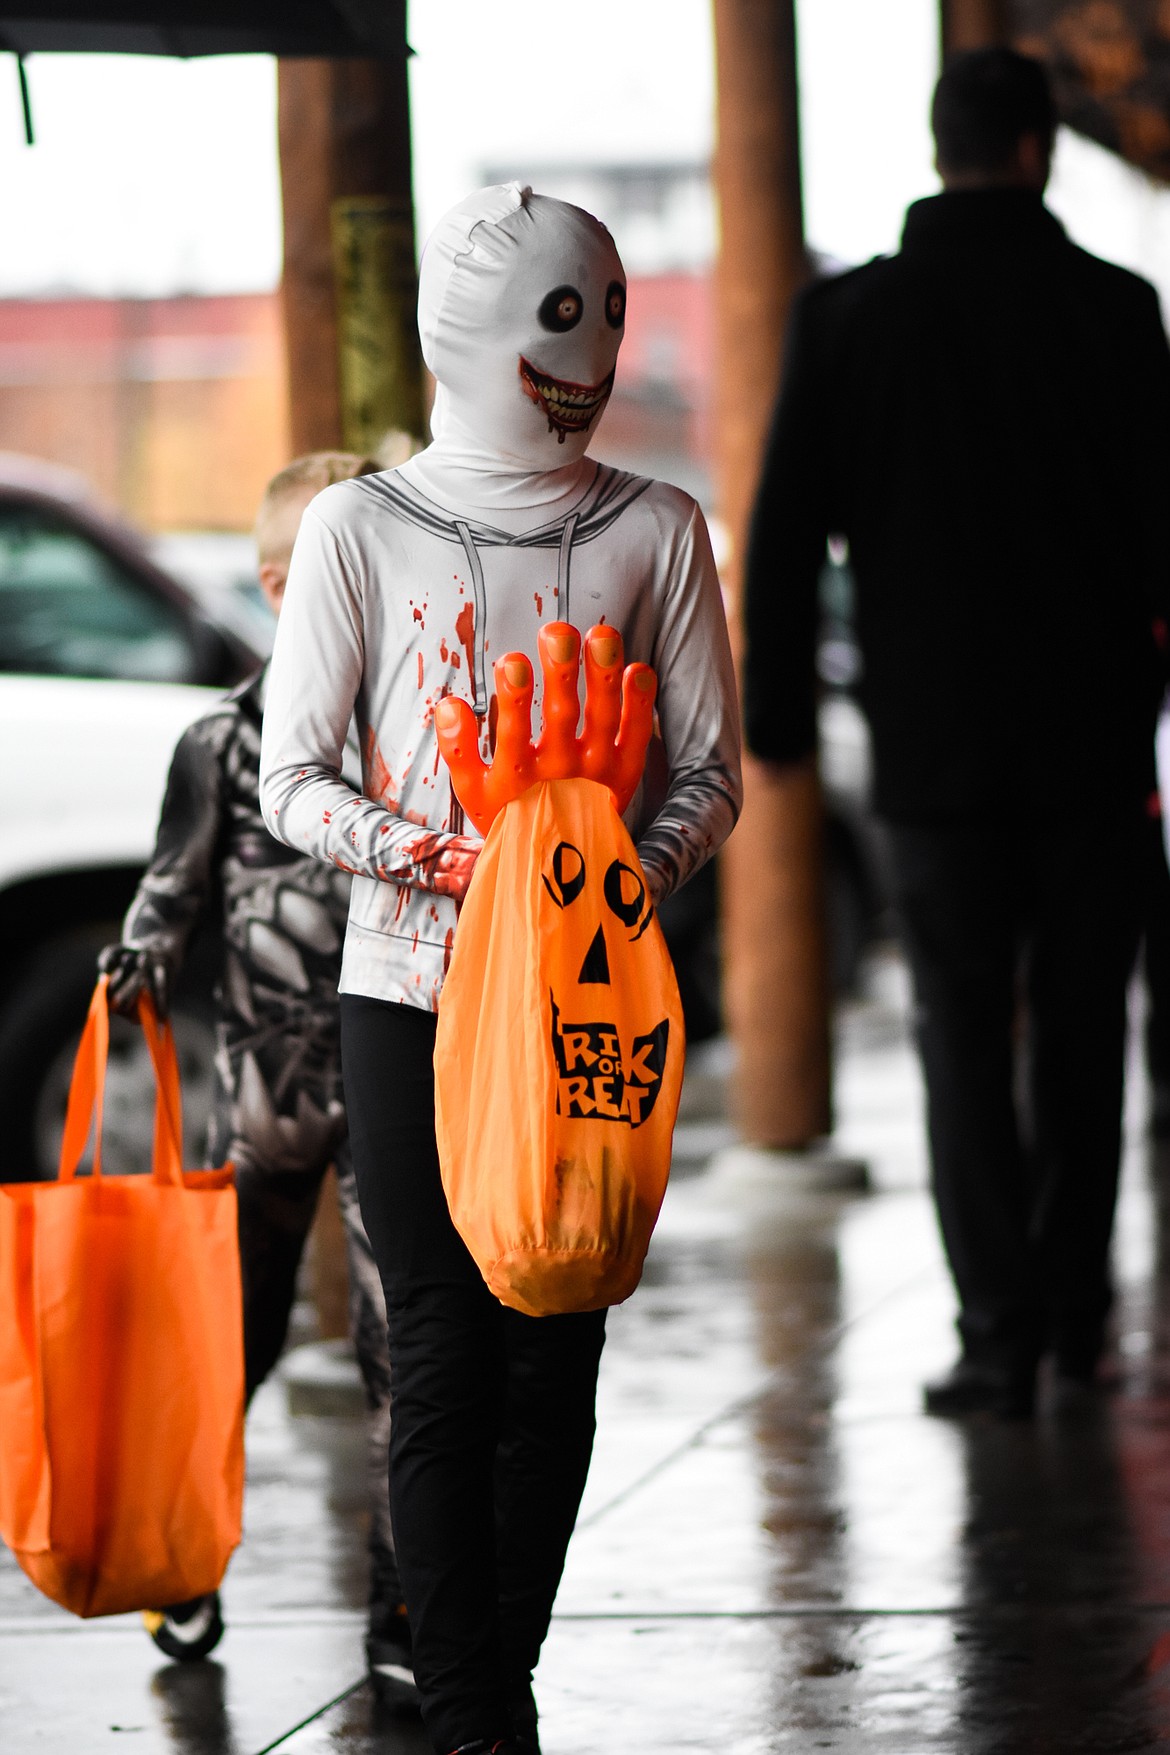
top-left (940, 0), bottom-right (1010, 58)
top-left (277, 54), bottom-right (424, 1336)
top-left (712, 0), bottom-right (833, 1149)
top-left (278, 56), bottom-right (425, 459)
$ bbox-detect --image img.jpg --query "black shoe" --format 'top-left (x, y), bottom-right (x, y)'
top-left (142, 1591), bottom-right (224, 1662)
top-left (366, 1602), bottom-right (420, 1712)
top-left (923, 1357), bottom-right (1035, 1420)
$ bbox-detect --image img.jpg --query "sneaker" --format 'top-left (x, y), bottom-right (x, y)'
top-left (366, 1601), bottom-right (420, 1712)
top-left (142, 1591), bottom-right (224, 1662)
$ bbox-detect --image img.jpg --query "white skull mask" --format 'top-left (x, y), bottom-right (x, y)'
top-left (418, 183), bottom-right (626, 472)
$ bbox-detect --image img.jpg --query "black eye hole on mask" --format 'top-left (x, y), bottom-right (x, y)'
top-left (538, 286), bottom-right (584, 332)
top-left (605, 281), bottom-right (626, 329)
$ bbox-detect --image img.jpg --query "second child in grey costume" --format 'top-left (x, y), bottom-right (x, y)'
top-left (99, 453), bottom-right (414, 1704)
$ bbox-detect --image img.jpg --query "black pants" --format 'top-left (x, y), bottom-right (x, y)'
top-left (1143, 811), bottom-right (1170, 1110)
top-left (206, 1011), bottom-right (397, 1605)
top-left (341, 994), bottom-right (607, 1755)
top-left (884, 806), bottom-right (1144, 1374)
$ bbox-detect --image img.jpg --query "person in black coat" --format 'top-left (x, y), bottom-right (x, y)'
top-left (744, 47), bottom-right (1170, 1418)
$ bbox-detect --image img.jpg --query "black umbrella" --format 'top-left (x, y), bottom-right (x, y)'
top-left (0, 1), bottom-right (407, 140)
top-left (0, 1), bottom-right (406, 58)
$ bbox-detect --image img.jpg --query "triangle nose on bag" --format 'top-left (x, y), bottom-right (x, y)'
top-left (577, 923), bottom-right (611, 985)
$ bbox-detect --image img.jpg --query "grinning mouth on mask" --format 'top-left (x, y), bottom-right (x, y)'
top-left (518, 356), bottom-right (616, 443)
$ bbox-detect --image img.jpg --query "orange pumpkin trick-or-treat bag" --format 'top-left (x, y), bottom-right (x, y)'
top-left (434, 622), bottom-right (685, 1317)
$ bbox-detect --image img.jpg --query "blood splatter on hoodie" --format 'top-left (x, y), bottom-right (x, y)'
top-left (260, 184), bottom-right (741, 1012)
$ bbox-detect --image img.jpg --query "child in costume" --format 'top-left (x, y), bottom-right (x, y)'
top-left (259, 186), bottom-right (742, 1754)
top-left (98, 453), bottom-right (415, 1705)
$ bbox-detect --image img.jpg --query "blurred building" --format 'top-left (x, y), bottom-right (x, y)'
top-left (0, 292), bottom-right (289, 531)
top-left (0, 161), bottom-right (719, 530)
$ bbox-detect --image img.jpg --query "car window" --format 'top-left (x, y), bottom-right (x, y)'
top-left (0, 504), bottom-right (200, 683)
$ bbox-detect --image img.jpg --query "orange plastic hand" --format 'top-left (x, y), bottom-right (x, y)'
top-left (434, 622), bottom-right (658, 835)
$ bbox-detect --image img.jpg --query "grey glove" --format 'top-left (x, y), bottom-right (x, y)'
top-left (97, 942), bottom-right (173, 1019)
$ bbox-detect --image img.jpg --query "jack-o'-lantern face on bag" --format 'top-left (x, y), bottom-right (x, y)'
top-left (542, 837), bottom-right (669, 1130)
top-left (433, 623), bottom-right (685, 1318)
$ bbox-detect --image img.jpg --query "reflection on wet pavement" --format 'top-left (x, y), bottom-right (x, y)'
top-left (5, 949), bottom-right (1170, 1750)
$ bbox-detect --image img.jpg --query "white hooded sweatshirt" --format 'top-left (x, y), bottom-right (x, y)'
top-left (259, 184), bottom-right (742, 1012)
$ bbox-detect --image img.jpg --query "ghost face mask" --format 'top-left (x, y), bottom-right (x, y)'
top-left (418, 183), bottom-right (626, 473)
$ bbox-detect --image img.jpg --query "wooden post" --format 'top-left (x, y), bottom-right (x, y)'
top-left (712, 0), bottom-right (833, 1149)
top-left (278, 56), bottom-right (425, 459)
top-left (276, 52), bottom-right (424, 1336)
top-left (940, 0), bottom-right (1010, 59)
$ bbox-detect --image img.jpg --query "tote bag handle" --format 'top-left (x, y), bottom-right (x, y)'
top-left (56, 976), bottom-right (184, 1186)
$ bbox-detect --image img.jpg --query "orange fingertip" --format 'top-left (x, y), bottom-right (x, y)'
top-left (587, 628), bottom-right (621, 669)
top-left (435, 697), bottom-right (462, 732)
top-left (539, 622), bottom-right (580, 669)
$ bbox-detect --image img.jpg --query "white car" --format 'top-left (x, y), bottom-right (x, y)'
top-left (0, 454), bottom-right (265, 1179)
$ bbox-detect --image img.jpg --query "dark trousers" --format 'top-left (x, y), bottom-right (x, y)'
top-left (206, 1013), bottom-right (397, 1602)
top-left (1143, 811), bottom-right (1170, 1111)
top-left (340, 994), bottom-right (607, 1755)
top-left (884, 806), bottom-right (1144, 1373)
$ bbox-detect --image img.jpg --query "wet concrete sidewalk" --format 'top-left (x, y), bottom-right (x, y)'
top-left (6, 949), bottom-right (1170, 1752)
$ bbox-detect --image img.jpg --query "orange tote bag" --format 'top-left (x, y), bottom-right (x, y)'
top-left (0, 978), bottom-right (244, 1617)
top-left (434, 775), bottom-right (685, 1318)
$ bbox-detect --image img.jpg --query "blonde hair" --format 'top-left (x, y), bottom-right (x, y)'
top-left (254, 451), bottom-right (380, 564)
